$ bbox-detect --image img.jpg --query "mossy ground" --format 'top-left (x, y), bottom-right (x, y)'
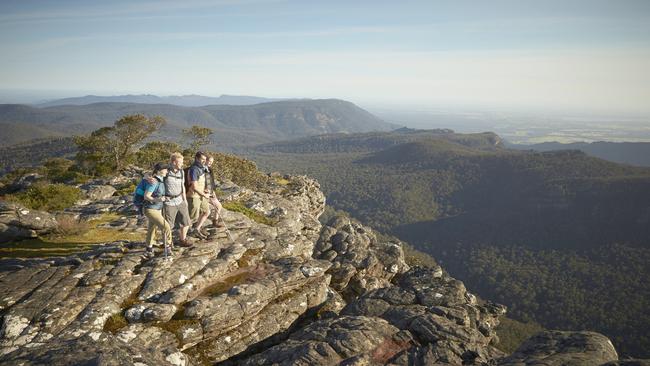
top-left (0, 213), bottom-right (144, 258)
top-left (222, 201), bottom-right (275, 226)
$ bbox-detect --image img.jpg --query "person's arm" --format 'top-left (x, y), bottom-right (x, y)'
top-left (191, 180), bottom-right (208, 199)
top-left (144, 183), bottom-right (166, 203)
top-left (182, 170), bottom-right (187, 202)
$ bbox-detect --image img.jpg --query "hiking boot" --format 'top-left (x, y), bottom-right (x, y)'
top-left (177, 238), bottom-right (194, 248)
top-left (190, 227), bottom-right (207, 240)
top-left (143, 246), bottom-right (155, 259)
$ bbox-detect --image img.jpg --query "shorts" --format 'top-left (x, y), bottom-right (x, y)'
top-left (163, 200), bottom-right (191, 228)
top-left (188, 195), bottom-right (209, 222)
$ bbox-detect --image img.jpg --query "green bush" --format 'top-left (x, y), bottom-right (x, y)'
top-left (42, 158), bottom-right (91, 184)
top-left (136, 141), bottom-right (183, 170)
top-left (12, 183), bottom-right (82, 211)
top-left (208, 151), bottom-right (269, 189)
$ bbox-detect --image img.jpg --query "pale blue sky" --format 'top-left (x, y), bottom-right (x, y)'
top-left (1, 0), bottom-right (649, 114)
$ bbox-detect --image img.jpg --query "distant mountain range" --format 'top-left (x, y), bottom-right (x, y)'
top-left (0, 99), bottom-right (398, 148)
top-left (508, 141), bottom-right (650, 167)
top-left (36, 94), bottom-right (285, 107)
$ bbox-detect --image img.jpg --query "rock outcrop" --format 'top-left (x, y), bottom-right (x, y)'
top-left (498, 331), bottom-right (619, 366)
top-left (0, 201), bottom-right (58, 243)
top-left (0, 171), bottom-right (642, 365)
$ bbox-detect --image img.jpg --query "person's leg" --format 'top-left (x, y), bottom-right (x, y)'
top-left (147, 208), bottom-right (171, 247)
top-left (145, 209), bottom-right (157, 248)
top-left (211, 199), bottom-right (224, 227)
top-left (188, 196), bottom-right (200, 225)
top-left (164, 204), bottom-right (180, 245)
top-left (194, 197), bottom-right (210, 231)
top-left (188, 196), bottom-right (207, 239)
top-left (178, 201), bottom-right (192, 242)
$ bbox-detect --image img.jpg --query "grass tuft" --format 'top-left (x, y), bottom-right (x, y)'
top-left (104, 312), bottom-right (128, 334)
top-left (222, 201), bottom-right (275, 226)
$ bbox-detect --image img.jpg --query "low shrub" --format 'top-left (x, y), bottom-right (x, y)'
top-left (12, 183), bottom-right (82, 211)
top-left (52, 214), bottom-right (91, 237)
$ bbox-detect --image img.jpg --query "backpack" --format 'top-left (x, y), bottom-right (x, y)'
top-left (133, 177), bottom-right (162, 214)
top-left (184, 167), bottom-right (192, 193)
top-left (133, 179), bottom-right (148, 215)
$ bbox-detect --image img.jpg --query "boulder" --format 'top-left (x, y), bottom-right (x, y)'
top-left (498, 330), bottom-right (619, 366)
top-left (0, 201), bottom-right (58, 243)
top-left (80, 184), bottom-right (117, 201)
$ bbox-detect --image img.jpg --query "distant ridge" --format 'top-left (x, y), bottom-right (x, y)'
top-left (37, 94), bottom-right (287, 108)
top-left (508, 140), bottom-right (650, 167)
top-left (0, 99), bottom-right (396, 148)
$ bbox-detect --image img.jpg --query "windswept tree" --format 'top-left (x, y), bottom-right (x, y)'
top-left (74, 114), bottom-right (165, 175)
top-left (182, 125), bottom-right (213, 152)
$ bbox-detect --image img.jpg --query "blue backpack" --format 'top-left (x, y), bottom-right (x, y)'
top-left (133, 177), bottom-right (162, 215)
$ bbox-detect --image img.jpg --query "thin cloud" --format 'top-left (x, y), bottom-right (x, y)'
top-left (0, 0), bottom-right (288, 24)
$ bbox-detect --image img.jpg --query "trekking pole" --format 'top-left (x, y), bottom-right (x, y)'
top-left (219, 211), bottom-right (234, 243)
top-left (161, 202), bottom-right (170, 260)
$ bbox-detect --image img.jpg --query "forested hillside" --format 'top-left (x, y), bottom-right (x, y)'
top-left (247, 130), bottom-right (650, 358)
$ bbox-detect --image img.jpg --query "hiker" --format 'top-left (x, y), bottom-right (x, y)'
top-left (204, 155), bottom-right (223, 219)
top-left (204, 155), bottom-right (224, 234)
top-left (163, 152), bottom-right (193, 248)
top-left (142, 162), bottom-right (172, 258)
top-left (186, 151), bottom-right (216, 239)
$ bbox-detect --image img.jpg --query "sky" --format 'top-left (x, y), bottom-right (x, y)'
top-left (1, 0), bottom-right (649, 115)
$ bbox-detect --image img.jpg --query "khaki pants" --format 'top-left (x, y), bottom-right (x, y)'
top-left (188, 195), bottom-right (209, 223)
top-left (145, 208), bottom-right (172, 247)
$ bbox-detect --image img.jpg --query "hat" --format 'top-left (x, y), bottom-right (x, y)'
top-left (153, 162), bottom-right (171, 172)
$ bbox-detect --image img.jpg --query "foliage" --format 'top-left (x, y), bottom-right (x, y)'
top-left (0, 137), bottom-right (77, 176)
top-left (42, 157), bottom-right (90, 184)
top-left (135, 140), bottom-right (183, 170)
top-left (222, 201), bottom-right (275, 226)
top-left (74, 114), bottom-right (165, 175)
top-left (103, 313), bottom-right (128, 334)
top-left (208, 151), bottom-right (269, 189)
top-left (182, 125), bottom-right (213, 152)
top-left (440, 243), bottom-right (650, 358)
top-left (10, 182), bottom-right (82, 211)
top-left (495, 317), bottom-right (544, 354)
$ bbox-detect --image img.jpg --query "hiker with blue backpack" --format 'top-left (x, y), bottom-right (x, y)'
top-left (134, 162), bottom-right (173, 259)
